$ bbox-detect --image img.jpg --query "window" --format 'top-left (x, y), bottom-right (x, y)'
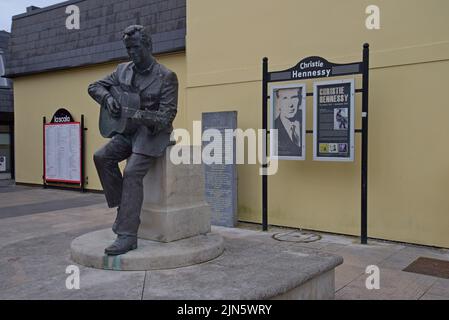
top-left (0, 50), bottom-right (8, 87)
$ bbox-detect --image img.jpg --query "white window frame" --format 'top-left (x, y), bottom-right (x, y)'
top-left (0, 50), bottom-right (8, 87)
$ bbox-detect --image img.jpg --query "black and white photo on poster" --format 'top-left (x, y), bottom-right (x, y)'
top-left (313, 79), bottom-right (355, 161)
top-left (334, 108), bottom-right (348, 130)
top-left (270, 83), bottom-right (306, 160)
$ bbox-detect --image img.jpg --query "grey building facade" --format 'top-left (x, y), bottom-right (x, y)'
top-left (6, 0), bottom-right (186, 77)
top-left (0, 30), bottom-right (14, 179)
top-left (4, 0), bottom-right (186, 181)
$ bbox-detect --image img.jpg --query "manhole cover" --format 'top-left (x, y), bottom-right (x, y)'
top-left (403, 257), bottom-right (449, 279)
top-left (272, 231), bottom-right (321, 243)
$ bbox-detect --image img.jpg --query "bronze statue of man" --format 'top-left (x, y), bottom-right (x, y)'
top-left (88, 25), bottom-right (178, 255)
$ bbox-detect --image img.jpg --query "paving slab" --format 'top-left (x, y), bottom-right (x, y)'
top-left (379, 245), bottom-right (449, 271)
top-left (331, 242), bottom-right (405, 268)
top-left (0, 226), bottom-right (145, 300)
top-left (0, 185), bottom-right (32, 193)
top-left (1, 184), bottom-right (448, 300)
top-left (0, 187), bottom-right (95, 208)
top-left (424, 278), bottom-right (449, 298)
top-left (335, 267), bottom-right (437, 300)
top-left (0, 204), bottom-right (113, 249)
top-left (334, 263), bottom-right (366, 291)
top-left (0, 194), bottom-right (104, 218)
top-left (419, 293), bottom-right (449, 300)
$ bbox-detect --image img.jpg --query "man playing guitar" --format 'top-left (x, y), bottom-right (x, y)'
top-left (88, 25), bottom-right (178, 255)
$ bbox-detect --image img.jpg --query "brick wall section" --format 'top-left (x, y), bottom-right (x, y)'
top-left (5, 0), bottom-right (186, 77)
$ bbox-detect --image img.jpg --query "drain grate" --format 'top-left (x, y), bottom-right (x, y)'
top-left (403, 257), bottom-right (449, 279)
top-left (272, 230), bottom-right (321, 243)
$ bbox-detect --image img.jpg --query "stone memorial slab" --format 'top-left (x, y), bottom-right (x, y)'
top-left (202, 111), bottom-right (238, 227)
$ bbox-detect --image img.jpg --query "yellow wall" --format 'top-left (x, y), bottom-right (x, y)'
top-left (186, 0), bottom-right (449, 247)
top-left (12, 0), bottom-right (449, 248)
top-left (13, 52), bottom-right (186, 191)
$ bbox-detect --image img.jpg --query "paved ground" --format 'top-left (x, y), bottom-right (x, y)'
top-left (0, 180), bottom-right (448, 300)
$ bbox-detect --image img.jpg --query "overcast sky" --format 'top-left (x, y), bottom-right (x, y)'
top-left (0, 0), bottom-right (65, 32)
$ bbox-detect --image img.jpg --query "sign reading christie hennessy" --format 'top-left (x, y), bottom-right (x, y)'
top-left (261, 44), bottom-right (370, 244)
top-left (292, 59), bottom-right (332, 78)
top-left (269, 56), bottom-right (361, 82)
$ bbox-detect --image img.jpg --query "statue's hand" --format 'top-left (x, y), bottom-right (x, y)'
top-left (133, 109), bottom-right (145, 119)
top-left (132, 110), bottom-right (158, 128)
top-left (105, 96), bottom-right (121, 118)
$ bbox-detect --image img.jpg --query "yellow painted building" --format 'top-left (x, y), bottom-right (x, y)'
top-left (7, 0), bottom-right (449, 247)
top-left (13, 53), bottom-right (187, 188)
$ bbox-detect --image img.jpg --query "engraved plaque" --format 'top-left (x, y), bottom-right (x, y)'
top-left (202, 111), bottom-right (238, 227)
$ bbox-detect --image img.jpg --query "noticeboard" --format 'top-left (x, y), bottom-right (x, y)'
top-left (262, 44), bottom-right (370, 242)
top-left (313, 79), bottom-right (355, 161)
top-left (44, 122), bottom-right (81, 183)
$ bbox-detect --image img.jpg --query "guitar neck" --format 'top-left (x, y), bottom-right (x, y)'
top-left (121, 107), bottom-right (153, 118)
top-left (121, 106), bottom-right (138, 115)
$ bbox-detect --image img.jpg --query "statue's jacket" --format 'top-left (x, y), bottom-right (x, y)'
top-left (88, 61), bottom-right (179, 157)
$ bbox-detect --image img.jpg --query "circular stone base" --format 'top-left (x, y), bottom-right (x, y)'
top-left (70, 229), bottom-right (224, 271)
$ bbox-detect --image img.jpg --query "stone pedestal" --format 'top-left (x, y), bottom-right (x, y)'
top-left (138, 146), bottom-right (211, 242)
top-left (71, 146), bottom-right (224, 271)
top-left (71, 229), bottom-right (224, 271)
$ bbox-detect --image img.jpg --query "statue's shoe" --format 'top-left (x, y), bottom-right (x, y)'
top-left (104, 235), bottom-right (138, 255)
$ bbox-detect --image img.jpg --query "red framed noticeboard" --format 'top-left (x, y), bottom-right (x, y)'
top-left (44, 122), bottom-right (82, 184)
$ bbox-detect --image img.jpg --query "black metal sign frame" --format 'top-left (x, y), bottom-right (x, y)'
top-left (42, 112), bottom-right (87, 193)
top-left (261, 43), bottom-right (370, 244)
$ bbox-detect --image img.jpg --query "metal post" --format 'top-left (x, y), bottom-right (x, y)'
top-left (80, 115), bottom-right (85, 193)
top-left (9, 123), bottom-right (15, 180)
top-left (361, 43), bottom-right (370, 244)
top-left (262, 57), bottom-right (268, 231)
top-left (42, 116), bottom-right (47, 189)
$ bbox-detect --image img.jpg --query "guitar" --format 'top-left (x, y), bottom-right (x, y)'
top-left (99, 86), bottom-right (141, 138)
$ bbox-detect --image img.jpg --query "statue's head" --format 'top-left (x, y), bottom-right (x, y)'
top-left (122, 25), bottom-right (153, 65)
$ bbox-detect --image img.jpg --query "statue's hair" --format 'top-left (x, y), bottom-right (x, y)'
top-left (122, 25), bottom-right (152, 49)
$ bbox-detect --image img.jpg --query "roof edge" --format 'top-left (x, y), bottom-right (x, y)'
top-left (4, 47), bottom-right (185, 78)
top-left (12, 0), bottom-right (86, 20)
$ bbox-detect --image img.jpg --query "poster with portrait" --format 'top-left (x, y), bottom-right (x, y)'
top-left (270, 83), bottom-right (306, 160)
top-left (313, 79), bottom-right (355, 161)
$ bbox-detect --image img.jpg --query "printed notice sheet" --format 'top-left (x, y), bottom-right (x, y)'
top-left (45, 123), bottom-right (81, 183)
top-left (313, 79), bottom-right (355, 161)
